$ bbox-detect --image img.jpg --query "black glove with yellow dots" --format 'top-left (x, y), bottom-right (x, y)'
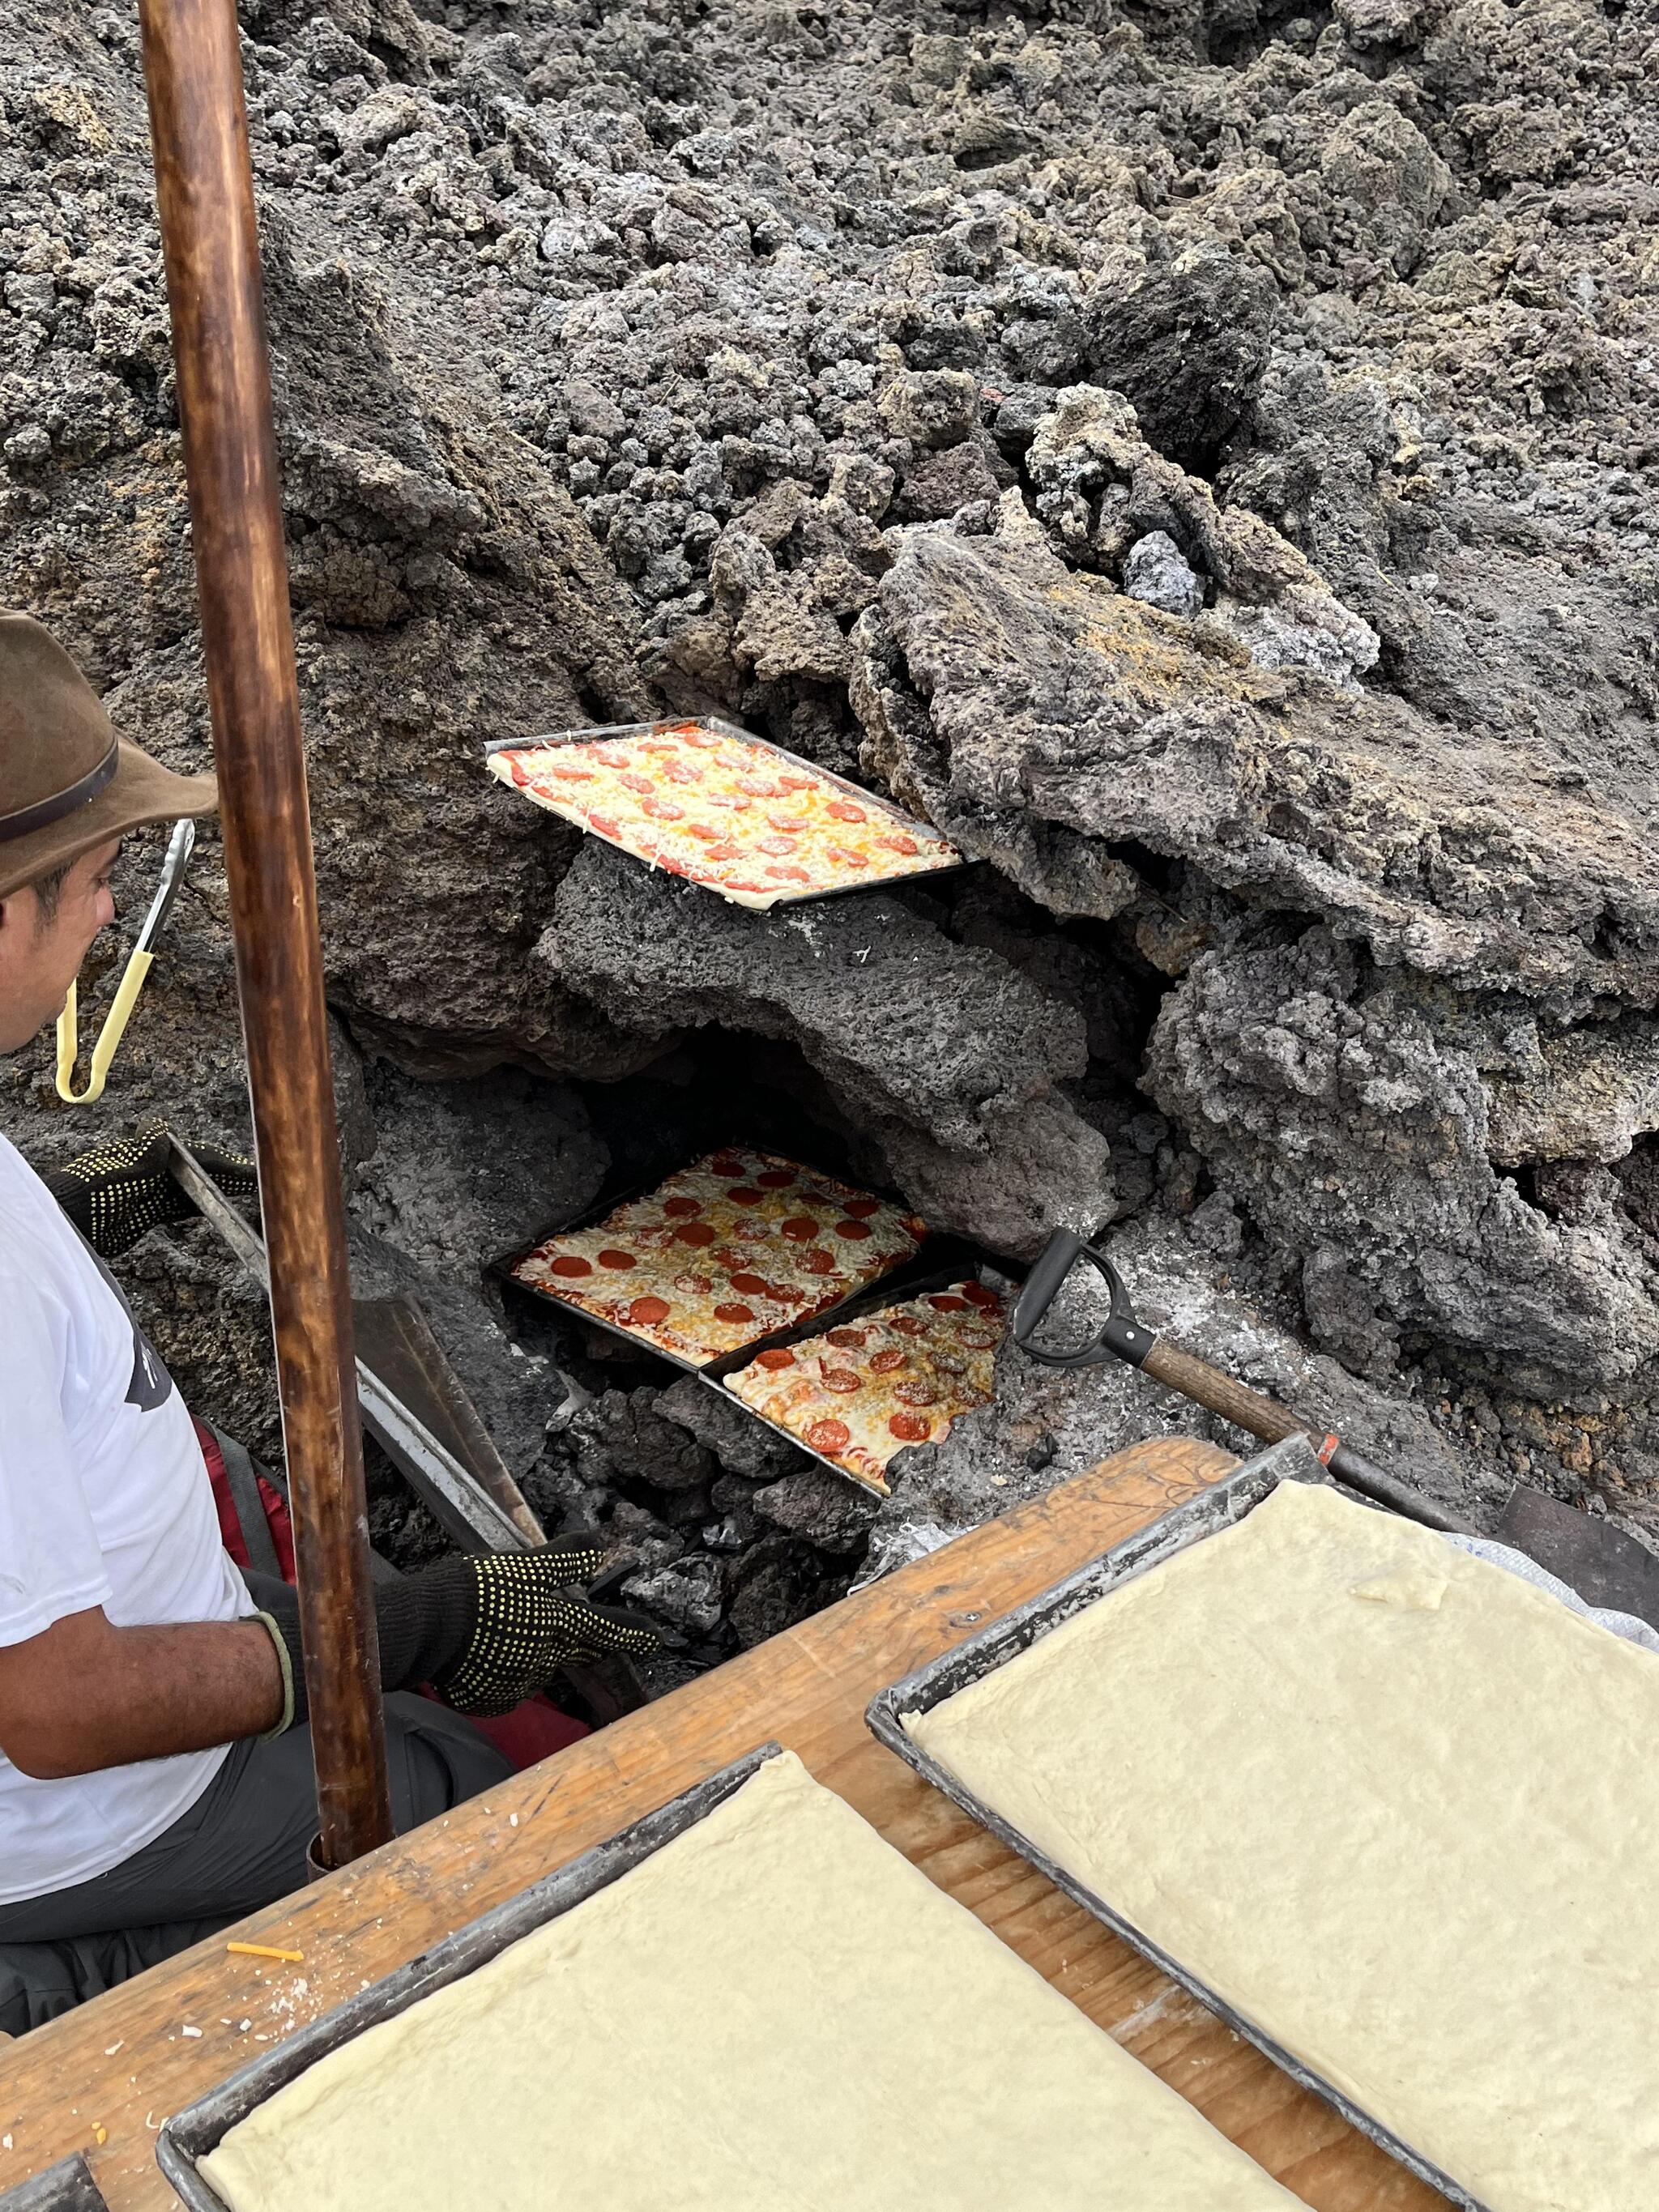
top-left (45, 1118), bottom-right (258, 1259)
top-left (254, 1536), bottom-right (659, 1732)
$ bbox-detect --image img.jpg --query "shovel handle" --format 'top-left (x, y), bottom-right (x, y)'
top-left (1139, 1339), bottom-right (1307, 1445)
top-left (1141, 1339), bottom-right (1471, 1533)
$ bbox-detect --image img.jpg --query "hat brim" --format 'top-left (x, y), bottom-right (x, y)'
top-left (0, 739), bottom-right (217, 901)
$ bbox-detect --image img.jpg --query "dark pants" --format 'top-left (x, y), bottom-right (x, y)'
top-left (0, 1693), bottom-right (511, 2035)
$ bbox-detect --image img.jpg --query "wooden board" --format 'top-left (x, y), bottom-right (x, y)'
top-left (0, 1439), bottom-right (1442, 2212)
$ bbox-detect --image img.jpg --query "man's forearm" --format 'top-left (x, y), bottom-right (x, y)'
top-left (0, 1610), bottom-right (284, 1779)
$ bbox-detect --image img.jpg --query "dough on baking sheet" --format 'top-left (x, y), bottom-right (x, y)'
top-left (904, 1479), bottom-right (1659, 2212)
top-left (200, 1752), bottom-right (1299, 2212)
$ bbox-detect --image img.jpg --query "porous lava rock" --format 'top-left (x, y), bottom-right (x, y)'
top-left (7, 0), bottom-right (1659, 1592)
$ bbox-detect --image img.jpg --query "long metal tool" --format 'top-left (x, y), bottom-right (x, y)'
top-left (168, 1142), bottom-right (530, 1557)
top-left (1013, 1229), bottom-right (1659, 1631)
top-left (138, 0), bottom-right (391, 1863)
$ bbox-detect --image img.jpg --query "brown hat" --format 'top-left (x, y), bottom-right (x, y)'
top-left (0, 612), bottom-right (218, 901)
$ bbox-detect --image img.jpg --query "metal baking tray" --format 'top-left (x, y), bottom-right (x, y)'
top-left (156, 1744), bottom-right (783, 2212)
top-left (491, 1149), bottom-right (963, 1378)
top-left (702, 1256), bottom-right (1004, 1496)
top-left (484, 715), bottom-right (970, 907)
top-left (866, 1438), bottom-right (1488, 2212)
top-left (0, 2158), bottom-right (108, 2212)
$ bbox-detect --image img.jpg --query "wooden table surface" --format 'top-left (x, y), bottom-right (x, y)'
top-left (0, 1437), bottom-right (1440, 2210)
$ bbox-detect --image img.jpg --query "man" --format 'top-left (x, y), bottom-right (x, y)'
top-left (0, 612), bottom-right (651, 2033)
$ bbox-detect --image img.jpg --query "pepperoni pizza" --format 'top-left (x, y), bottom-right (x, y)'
top-left (487, 722), bottom-right (962, 909)
top-left (510, 1148), bottom-right (927, 1366)
top-left (724, 1280), bottom-right (1006, 1493)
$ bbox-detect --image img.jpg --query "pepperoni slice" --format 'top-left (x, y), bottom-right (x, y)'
top-left (729, 1272), bottom-right (770, 1296)
top-left (739, 774), bottom-right (780, 799)
top-left (596, 1249), bottom-right (637, 1270)
top-left (892, 1315), bottom-right (928, 1336)
top-left (766, 864), bottom-right (812, 884)
top-left (547, 759), bottom-right (592, 781)
top-left (869, 1347), bottom-right (906, 1373)
top-left (714, 1302), bottom-right (756, 1325)
top-left (548, 1254), bottom-right (592, 1277)
top-left (801, 1248), bottom-right (838, 1275)
top-left (664, 1196), bottom-right (702, 1218)
top-left (885, 835), bottom-right (921, 858)
top-left (962, 1327), bottom-right (1001, 1349)
top-left (834, 1219), bottom-right (872, 1241)
top-left (776, 774), bottom-right (815, 793)
top-left (588, 812), bottom-right (621, 838)
top-left (844, 1198), bottom-right (881, 1218)
top-left (756, 1347), bottom-right (796, 1370)
top-left (673, 1272), bottom-right (713, 1296)
top-left (806, 1418), bottom-right (851, 1455)
top-left (889, 1411), bottom-right (934, 1443)
top-left (628, 1296), bottom-right (671, 1324)
top-left (779, 1217), bottom-right (818, 1242)
top-left (710, 1153), bottom-right (747, 1175)
top-left (827, 799), bottom-right (868, 823)
top-left (641, 795), bottom-right (684, 820)
top-left (821, 1366), bottom-right (864, 1392)
top-left (928, 1294), bottom-right (970, 1312)
top-left (727, 1187), bottom-right (764, 1208)
top-left (767, 814), bottom-right (811, 833)
top-left (824, 846), bottom-right (868, 869)
top-left (684, 822), bottom-right (722, 842)
top-left (826, 1327), bottom-right (867, 1349)
top-left (895, 1379), bottom-right (939, 1406)
top-left (757, 835), bottom-right (798, 858)
top-left (676, 1221), bottom-right (717, 1247)
top-left (618, 772), bottom-right (654, 794)
top-left (962, 1282), bottom-right (1001, 1311)
top-left (723, 881), bottom-right (773, 895)
top-left (757, 1170), bottom-right (795, 1188)
top-left (704, 844), bottom-right (743, 862)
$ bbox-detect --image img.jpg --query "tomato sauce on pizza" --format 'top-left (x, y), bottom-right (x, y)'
top-left (488, 722), bottom-right (962, 908)
top-left (724, 1279), bottom-right (1006, 1492)
top-left (511, 1149), bottom-right (927, 1365)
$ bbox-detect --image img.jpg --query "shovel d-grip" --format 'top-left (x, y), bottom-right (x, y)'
top-left (1013, 1230), bottom-right (1469, 1536)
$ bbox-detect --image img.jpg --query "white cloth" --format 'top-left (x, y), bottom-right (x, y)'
top-left (0, 1132), bottom-right (247, 1904)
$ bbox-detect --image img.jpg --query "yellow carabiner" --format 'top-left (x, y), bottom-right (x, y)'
top-left (55, 951), bottom-right (156, 1106)
top-left (53, 816), bottom-right (195, 1107)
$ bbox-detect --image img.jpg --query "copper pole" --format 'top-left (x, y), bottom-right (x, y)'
top-left (137, 0), bottom-right (393, 1862)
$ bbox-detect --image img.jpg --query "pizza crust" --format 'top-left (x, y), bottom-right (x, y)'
top-left (488, 723), bottom-right (961, 909)
top-left (199, 1753), bottom-right (1302, 2212)
top-left (904, 1480), bottom-right (1659, 2212)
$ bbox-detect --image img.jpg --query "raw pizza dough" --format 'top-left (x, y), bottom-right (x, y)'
top-left (488, 722), bottom-right (961, 908)
top-left (905, 1479), bottom-right (1659, 2212)
top-left (200, 1753), bottom-right (1300, 2212)
top-left (726, 1278), bottom-right (1005, 1490)
top-left (511, 1148), bottom-right (924, 1364)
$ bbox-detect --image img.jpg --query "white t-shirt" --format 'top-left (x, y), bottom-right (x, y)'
top-left (0, 1132), bottom-right (249, 1903)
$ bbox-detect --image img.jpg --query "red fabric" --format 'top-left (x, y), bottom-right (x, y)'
top-left (195, 1416), bottom-right (589, 1770)
top-left (418, 1686), bottom-right (590, 1763)
top-left (196, 1418), bottom-right (296, 1582)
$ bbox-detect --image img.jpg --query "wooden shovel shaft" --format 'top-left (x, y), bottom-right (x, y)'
top-left (1140, 1337), bottom-right (1472, 1534)
top-left (137, 0), bottom-right (392, 1863)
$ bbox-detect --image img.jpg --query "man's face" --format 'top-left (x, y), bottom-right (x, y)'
top-left (0, 838), bottom-right (121, 1054)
